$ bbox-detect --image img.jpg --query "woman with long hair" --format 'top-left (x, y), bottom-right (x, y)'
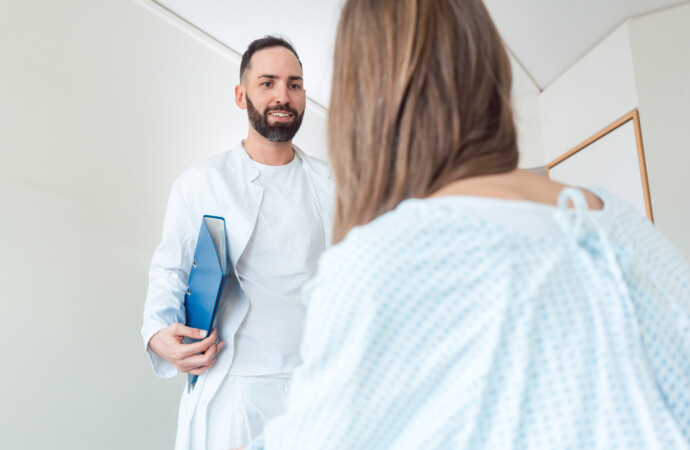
top-left (239, 0), bottom-right (690, 448)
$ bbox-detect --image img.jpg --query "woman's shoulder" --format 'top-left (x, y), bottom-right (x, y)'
top-left (593, 189), bottom-right (690, 282)
top-left (592, 189), bottom-right (678, 256)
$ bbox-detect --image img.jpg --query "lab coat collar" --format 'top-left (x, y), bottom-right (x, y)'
top-left (234, 141), bottom-right (260, 183)
top-left (233, 140), bottom-right (332, 181)
top-left (295, 146), bottom-right (332, 180)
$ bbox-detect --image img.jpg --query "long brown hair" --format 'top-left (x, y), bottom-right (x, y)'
top-left (328, 0), bottom-right (519, 243)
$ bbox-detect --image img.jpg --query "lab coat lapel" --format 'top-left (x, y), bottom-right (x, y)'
top-left (226, 145), bottom-right (263, 272)
top-left (295, 147), bottom-right (335, 246)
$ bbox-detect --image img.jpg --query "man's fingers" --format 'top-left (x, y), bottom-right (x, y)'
top-left (172, 323), bottom-right (210, 340)
top-left (181, 349), bottom-right (218, 374)
top-left (183, 330), bottom-right (219, 355)
top-left (187, 363), bottom-right (214, 375)
top-left (182, 341), bottom-right (223, 370)
top-left (150, 325), bottom-right (223, 368)
top-left (170, 329), bottom-right (218, 360)
top-left (175, 340), bottom-right (224, 371)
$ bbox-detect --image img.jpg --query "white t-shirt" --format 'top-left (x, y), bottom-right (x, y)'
top-left (231, 153), bottom-right (326, 376)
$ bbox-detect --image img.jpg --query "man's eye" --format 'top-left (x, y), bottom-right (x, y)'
top-left (290, 84), bottom-right (302, 89)
top-left (262, 81), bottom-right (272, 87)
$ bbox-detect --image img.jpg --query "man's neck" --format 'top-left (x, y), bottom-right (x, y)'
top-left (243, 128), bottom-right (295, 166)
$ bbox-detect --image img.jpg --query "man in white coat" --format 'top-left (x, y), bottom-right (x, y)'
top-left (141, 36), bottom-right (334, 450)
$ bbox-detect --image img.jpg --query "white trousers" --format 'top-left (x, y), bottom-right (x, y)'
top-left (187, 374), bottom-right (290, 450)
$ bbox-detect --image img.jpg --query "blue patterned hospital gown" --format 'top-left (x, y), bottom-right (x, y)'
top-left (247, 188), bottom-right (690, 449)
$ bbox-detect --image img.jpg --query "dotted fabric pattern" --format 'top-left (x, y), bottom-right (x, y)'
top-left (248, 189), bottom-right (690, 450)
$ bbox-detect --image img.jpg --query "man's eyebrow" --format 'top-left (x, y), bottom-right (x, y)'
top-left (256, 74), bottom-right (303, 82)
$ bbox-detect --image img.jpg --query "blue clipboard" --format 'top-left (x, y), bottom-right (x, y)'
top-left (184, 215), bottom-right (228, 392)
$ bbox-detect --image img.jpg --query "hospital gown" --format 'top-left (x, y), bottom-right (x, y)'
top-left (247, 188), bottom-right (690, 449)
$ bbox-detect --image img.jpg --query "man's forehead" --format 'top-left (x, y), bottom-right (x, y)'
top-left (248, 46), bottom-right (302, 78)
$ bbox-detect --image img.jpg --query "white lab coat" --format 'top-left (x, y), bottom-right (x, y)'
top-left (142, 142), bottom-right (335, 450)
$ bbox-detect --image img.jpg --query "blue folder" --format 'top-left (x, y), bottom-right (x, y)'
top-left (184, 215), bottom-right (228, 392)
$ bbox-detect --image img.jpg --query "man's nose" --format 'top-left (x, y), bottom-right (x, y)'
top-left (274, 83), bottom-right (290, 104)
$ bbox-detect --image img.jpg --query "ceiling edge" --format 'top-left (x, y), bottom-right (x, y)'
top-left (133, 0), bottom-right (328, 114)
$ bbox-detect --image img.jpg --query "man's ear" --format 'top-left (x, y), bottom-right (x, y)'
top-left (235, 84), bottom-right (247, 110)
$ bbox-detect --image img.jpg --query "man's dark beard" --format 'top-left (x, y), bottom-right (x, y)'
top-left (246, 95), bottom-right (304, 143)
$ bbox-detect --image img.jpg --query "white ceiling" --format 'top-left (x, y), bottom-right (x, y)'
top-left (483, 0), bottom-right (689, 90)
top-left (154, 0), bottom-right (689, 106)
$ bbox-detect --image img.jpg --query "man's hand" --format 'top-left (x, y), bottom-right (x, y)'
top-left (148, 324), bottom-right (225, 375)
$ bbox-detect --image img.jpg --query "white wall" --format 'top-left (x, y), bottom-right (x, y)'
top-left (539, 23), bottom-right (639, 163)
top-left (628, 3), bottom-right (690, 259)
top-left (513, 94), bottom-right (546, 169)
top-left (530, 6), bottom-right (690, 260)
top-left (0, 0), bottom-right (326, 448)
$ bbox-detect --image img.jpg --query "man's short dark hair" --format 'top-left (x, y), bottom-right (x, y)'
top-left (240, 36), bottom-right (302, 83)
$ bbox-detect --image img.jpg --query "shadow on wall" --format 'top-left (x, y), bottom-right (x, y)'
top-left (0, 179), bottom-right (181, 449)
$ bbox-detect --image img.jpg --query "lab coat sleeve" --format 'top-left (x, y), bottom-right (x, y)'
top-left (141, 179), bottom-right (198, 378)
